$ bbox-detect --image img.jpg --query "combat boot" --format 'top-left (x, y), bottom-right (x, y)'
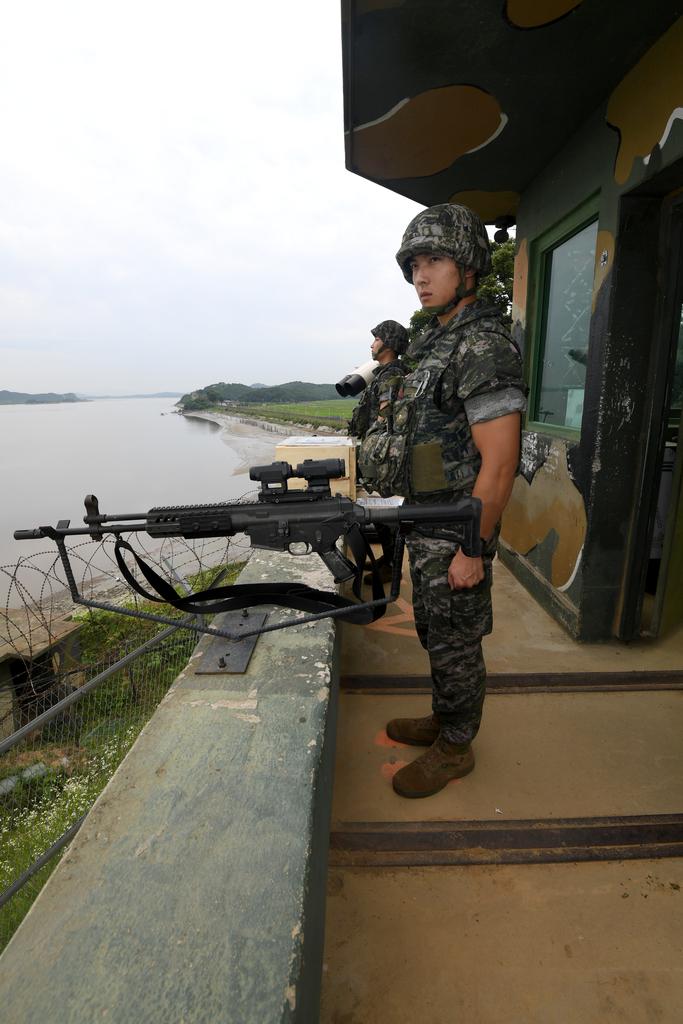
top-left (392, 736), bottom-right (474, 798)
top-left (386, 712), bottom-right (440, 746)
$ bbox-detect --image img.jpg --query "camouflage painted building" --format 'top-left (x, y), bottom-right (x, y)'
top-left (341, 0), bottom-right (683, 641)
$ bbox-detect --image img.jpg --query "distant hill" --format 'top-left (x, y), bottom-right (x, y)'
top-left (181, 383), bottom-right (253, 409)
top-left (179, 381), bottom-right (340, 410)
top-left (248, 382), bottom-right (340, 403)
top-left (0, 390), bottom-right (84, 405)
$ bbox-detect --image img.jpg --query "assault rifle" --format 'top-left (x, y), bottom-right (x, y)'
top-left (14, 459), bottom-right (481, 642)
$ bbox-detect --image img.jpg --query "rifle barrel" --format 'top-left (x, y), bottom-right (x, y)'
top-left (14, 496), bottom-right (482, 549)
top-left (84, 512), bottom-right (149, 524)
top-left (13, 523), bottom-right (150, 541)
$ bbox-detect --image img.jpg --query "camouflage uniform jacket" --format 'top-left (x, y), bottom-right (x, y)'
top-left (348, 359), bottom-right (406, 439)
top-left (400, 300), bottom-right (526, 501)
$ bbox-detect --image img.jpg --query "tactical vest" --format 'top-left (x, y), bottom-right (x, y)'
top-left (358, 304), bottom-right (521, 499)
top-left (348, 389), bottom-right (372, 439)
top-left (349, 360), bottom-right (406, 441)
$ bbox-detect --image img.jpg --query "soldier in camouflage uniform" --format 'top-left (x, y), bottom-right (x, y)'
top-left (384, 204), bottom-right (526, 798)
top-left (348, 320), bottom-right (409, 440)
top-left (348, 320), bottom-right (409, 582)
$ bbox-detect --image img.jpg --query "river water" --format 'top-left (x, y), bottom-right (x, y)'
top-left (0, 398), bottom-right (282, 602)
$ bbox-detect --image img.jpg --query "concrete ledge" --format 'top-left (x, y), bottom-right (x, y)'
top-left (0, 551), bottom-right (339, 1023)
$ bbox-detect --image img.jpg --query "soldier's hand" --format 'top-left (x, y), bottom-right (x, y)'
top-left (448, 550), bottom-right (485, 590)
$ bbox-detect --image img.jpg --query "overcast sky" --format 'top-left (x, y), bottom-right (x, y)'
top-left (0, 1), bottom-right (427, 395)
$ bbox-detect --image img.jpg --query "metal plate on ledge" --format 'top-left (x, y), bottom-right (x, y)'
top-left (193, 611), bottom-right (267, 675)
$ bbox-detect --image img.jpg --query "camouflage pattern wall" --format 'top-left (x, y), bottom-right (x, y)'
top-left (504, 19), bottom-right (683, 638)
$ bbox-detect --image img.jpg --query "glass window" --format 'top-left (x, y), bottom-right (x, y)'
top-left (535, 219), bottom-right (598, 429)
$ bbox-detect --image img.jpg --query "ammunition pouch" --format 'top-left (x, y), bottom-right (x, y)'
top-left (358, 417), bottom-right (411, 497)
top-left (358, 362), bottom-right (474, 499)
top-left (349, 390), bottom-right (372, 439)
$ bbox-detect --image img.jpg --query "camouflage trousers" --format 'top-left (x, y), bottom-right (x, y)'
top-left (406, 531), bottom-right (494, 746)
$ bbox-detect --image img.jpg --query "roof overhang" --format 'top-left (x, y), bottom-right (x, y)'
top-left (341, 1), bottom-right (682, 223)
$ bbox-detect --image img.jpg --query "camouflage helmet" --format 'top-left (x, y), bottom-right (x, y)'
top-left (370, 319), bottom-right (409, 354)
top-left (396, 203), bottom-right (492, 282)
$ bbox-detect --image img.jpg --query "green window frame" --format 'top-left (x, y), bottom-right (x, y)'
top-left (526, 194), bottom-right (600, 438)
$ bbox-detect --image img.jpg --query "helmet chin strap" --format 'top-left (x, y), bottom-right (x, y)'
top-left (373, 338), bottom-right (399, 360)
top-left (422, 266), bottom-right (477, 316)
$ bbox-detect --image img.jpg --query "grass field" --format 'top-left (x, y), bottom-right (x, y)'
top-left (228, 398), bottom-right (357, 427)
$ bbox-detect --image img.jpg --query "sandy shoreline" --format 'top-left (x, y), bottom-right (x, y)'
top-left (183, 410), bottom-right (344, 474)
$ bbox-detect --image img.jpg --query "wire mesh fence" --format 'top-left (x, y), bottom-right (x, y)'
top-left (0, 531), bottom-right (250, 952)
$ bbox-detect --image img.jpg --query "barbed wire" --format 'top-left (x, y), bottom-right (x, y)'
top-left (1, 529), bottom-right (252, 671)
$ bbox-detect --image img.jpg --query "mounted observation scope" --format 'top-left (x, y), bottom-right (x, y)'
top-left (249, 459), bottom-right (346, 500)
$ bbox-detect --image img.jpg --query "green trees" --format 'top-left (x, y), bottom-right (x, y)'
top-left (179, 381), bottom-right (341, 411)
top-left (478, 239), bottom-right (515, 319)
top-left (408, 308), bottom-right (433, 341)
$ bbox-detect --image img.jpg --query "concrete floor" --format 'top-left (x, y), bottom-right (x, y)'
top-left (321, 861), bottom-right (683, 1024)
top-left (332, 692), bottom-right (683, 824)
top-left (340, 560), bottom-right (683, 678)
top-left (323, 560), bottom-right (683, 1023)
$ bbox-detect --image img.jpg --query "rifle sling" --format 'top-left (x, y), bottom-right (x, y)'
top-left (345, 522), bottom-right (386, 607)
top-left (113, 528), bottom-right (387, 626)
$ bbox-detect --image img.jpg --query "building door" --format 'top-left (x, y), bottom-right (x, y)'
top-left (616, 177), bottom-right (683, 640)
top-left (631, 189), bottom-right (683, 638)
top-left (649, 279), bottom-right (683, 636)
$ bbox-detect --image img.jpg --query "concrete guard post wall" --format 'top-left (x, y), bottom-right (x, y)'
top-left (0, 550), bottom-right (340, 1024)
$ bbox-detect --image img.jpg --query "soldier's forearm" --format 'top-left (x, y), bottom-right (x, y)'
top-left (470, 413), bottom-right (521, 539)
top-left (472, 462), bottom-right (517, 539)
